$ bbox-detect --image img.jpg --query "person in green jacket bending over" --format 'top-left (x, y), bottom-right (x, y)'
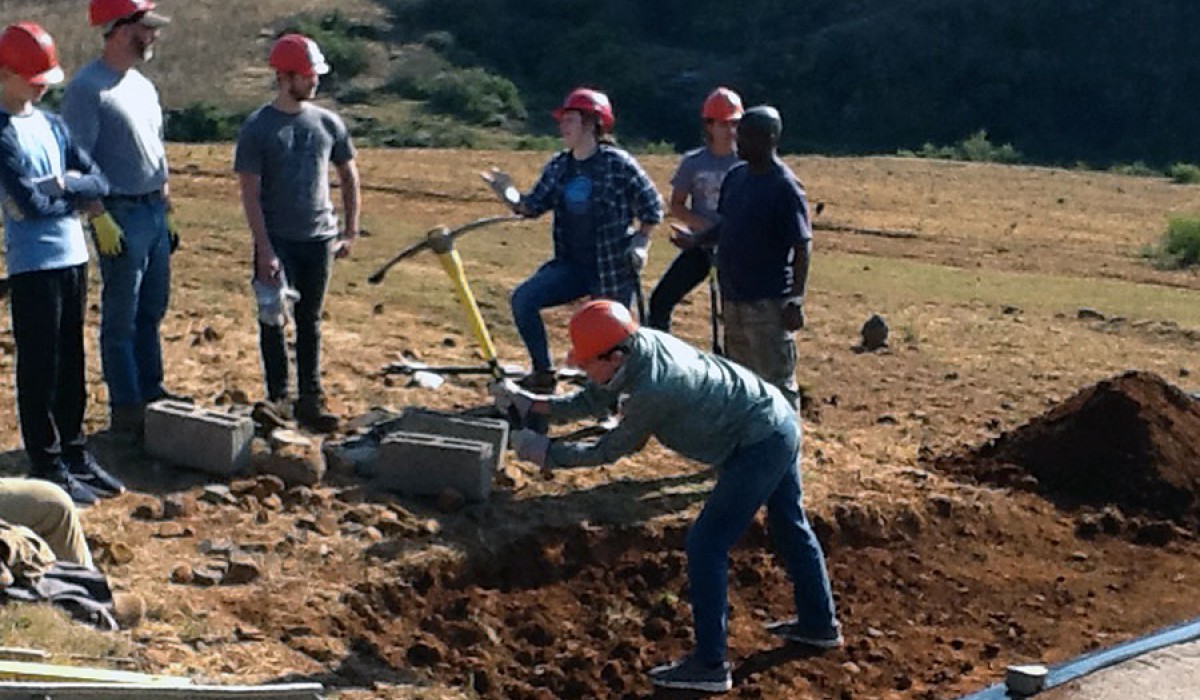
top-left (491, 299), bottom-right (841, 693)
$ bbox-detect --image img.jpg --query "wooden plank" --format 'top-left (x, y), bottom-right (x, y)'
top-left (0, 660), bottom-right (191, 686)
top-left (0, 682), bottom-right (324, 699)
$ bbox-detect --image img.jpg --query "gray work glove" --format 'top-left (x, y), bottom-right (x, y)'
top-left (480, 168), bottom-right (521, 209)
top-left (511, 428), bottom-right (550, 467)
top-left (488, 379), bottom-right (535, 421)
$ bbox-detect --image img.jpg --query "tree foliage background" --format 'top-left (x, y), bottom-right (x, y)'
top-left (383, 0), bottom-right (1200, 163)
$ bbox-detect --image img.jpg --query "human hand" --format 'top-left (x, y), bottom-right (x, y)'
top-left (669, 222), bottom-right (698, 250)
top-left (782, 297), bottom-right (805, 330)
top-left (480, 168), bottom-right (521, 209)
top-left (334, 232), bottom-right (356, 259)
top-left (166, 212), bottom-right (181, 253)
top-left (488, 379), bottom-right (535, 420)
top-left (255, 247), bottom-right (281, 285)
top-left (89, 212), bottom-right (125, 257)
top-left (511, 428), bottom-right (550, 467)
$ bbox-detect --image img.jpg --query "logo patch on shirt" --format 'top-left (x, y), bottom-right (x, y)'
top-left (564, 174), bottom-right (592, 215)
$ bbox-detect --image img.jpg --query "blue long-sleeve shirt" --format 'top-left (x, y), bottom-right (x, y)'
top-left (545, 328), bottom-right (795, 469)
top-left (0, 108), bottom-right (108, 275)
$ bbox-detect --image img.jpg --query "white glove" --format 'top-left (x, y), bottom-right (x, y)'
top-left (488, 379), bottom-right (536, 420)
top-left (511, 428), bottom-right (550, 467)
top-left (480, 168), bottom-right (521, 208)
top-left (629, 245), bottom-right (648, 273)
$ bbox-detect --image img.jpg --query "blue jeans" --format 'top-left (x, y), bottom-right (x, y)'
top-left (98, 196), bottom-right (171, 408)
top-left (511, 260), bottom-right (593, 371)
top-left (687, 419), bottom-right (838, 665)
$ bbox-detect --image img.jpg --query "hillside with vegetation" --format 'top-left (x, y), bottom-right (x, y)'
top-left (7, 0), bottom-right (1200, 165)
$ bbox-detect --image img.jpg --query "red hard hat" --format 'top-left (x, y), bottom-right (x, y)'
top-left (566, 300), bottom-right (639, 366)
top-left (269, 34), bottom-right (330, 76)
top-left (552, 87), bottom-right (615, 132)
top-left (0, 23), bottom-right (64, 86)
top-left (702, 87), bottom-right (744, 121)
top-left (89, 0), bottom-right (165, 28)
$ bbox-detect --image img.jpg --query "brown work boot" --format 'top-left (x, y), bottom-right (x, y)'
top-left (518, 368), bottom-right (557, 395)
top-left (295, 394), bottom-right (339, 434)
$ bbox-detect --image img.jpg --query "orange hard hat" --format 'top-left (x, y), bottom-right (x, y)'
top-left (552, 87), bottom-right (615, 132)
top-left (0, 23), bottom-right (64, 86)
top-left (89, 0), bottom-right (169, 29)
top-left (269, 34), bottom-right (330, 76)
top-left (566, 300), bottom-right (639, 366)
top-left (702, 87), bottom-right (744, 121)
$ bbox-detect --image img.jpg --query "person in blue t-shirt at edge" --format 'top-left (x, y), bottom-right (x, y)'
top-left (647, 87), bottom-right (744, 334)
top-left (0, 22), bottom-right (126, 505)
top-left (482, 87), bottom-right (663, 394)
top-left (671, 105), bottom-right (811, 408)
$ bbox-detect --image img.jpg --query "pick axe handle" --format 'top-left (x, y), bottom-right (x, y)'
top-left (435, 247), bottom-right (503, 380)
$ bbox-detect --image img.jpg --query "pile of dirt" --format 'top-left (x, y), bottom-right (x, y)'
top-left (938, 370), bottom-right (1200, 526)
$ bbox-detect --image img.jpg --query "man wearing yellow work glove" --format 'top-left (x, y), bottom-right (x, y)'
top-left (88, 211), bottom-right (125, 257)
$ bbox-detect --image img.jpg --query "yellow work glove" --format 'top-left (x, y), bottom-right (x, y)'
top-left (89, 212), bottom-right (125, 257)
top-left (166, 212), bottom-right (180, 253)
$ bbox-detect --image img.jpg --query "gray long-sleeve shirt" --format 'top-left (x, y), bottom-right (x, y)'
top-left (546, 328), bottom-right (796, 469)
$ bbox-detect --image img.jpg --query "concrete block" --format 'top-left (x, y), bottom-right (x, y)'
top-left (144, 400), bottom-right (255, 476)
top-left (376, 431), bottom-right (493, 501)
top-left (393, 408), bottom-right (509, 476)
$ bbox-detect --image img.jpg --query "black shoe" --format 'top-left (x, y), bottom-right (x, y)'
top-left (148, 390), bottom-right (192, 404)
top-left (64, 451), bottom-right (125, 497)
top-left (30, 462), bottom-right (98, 506)
top-left (295, 395), bottom-right (339, 434)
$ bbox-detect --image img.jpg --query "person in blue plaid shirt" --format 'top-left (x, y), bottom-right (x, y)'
top-left (489, 87), bottom-right (662, 393)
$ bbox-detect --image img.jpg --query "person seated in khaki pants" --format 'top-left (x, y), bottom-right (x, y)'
top-left (0, 478), bottom-right (92, 568)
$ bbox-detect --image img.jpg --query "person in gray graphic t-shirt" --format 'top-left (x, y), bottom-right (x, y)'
top-left (647, 87), bottom-right (743, 334)
top-left (233, 34), bottom-right (360, 434)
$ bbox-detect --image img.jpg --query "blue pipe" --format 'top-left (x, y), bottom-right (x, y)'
top-left (956, 615), bottom-right (1200, 699)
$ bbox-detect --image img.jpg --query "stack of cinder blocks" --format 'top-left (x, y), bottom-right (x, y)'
top-left (374, 409), bottom-right (509, 502)
top-left (144, 400), bottom-right (255, 475)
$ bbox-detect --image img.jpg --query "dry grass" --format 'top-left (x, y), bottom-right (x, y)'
top-left (0, 0), bottom-right (386, 108)
top-left (0, 603), bottom-right (132, 663)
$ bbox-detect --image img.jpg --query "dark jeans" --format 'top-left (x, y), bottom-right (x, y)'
top-left (10, 264), bottom-right (88, 472)
top-left (647, 247), bottom-right (712, 332)
top-left (258, 237), bottom-right (334, 401)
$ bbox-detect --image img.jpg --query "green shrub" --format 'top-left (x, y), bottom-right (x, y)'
top-left (959, 130), bottom-right (1021, 163)
top-left (288, 12), bottom-right (371, 83)
top-left (901, 130), bottom-right (1021, 164)
top-left (425, 68), bottom-right (526, 126)
top-left (165, 102), bottom-right (242, 142)
top-left (384, 44), bottom-right (452, 100)
top-left (1146, 216), bottom-right (1200, 268)
top-left (1109, 161), bottom-right (1161, 177)
top-left (1168, 163), bottom-right (1200, 184)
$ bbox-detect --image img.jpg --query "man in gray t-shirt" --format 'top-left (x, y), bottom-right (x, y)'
top-left (233, 33), bottom-right (360, 434)
top-left (61, 0), bottom-right (178, 440)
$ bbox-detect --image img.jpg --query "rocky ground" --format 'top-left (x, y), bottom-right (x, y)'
top-left (5, 148), bottom-right (1200, 699)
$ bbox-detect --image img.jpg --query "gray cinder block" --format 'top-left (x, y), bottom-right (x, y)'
top-left (144, 400), bottom-right (255, 475)
top-left (394, 408), bottom-right (509, 476)
top-left (376, 431), bottom-right (494, 501)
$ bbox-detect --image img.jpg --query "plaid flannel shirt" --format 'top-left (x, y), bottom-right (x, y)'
top-left (523, 145), bottom-right (663, 298)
